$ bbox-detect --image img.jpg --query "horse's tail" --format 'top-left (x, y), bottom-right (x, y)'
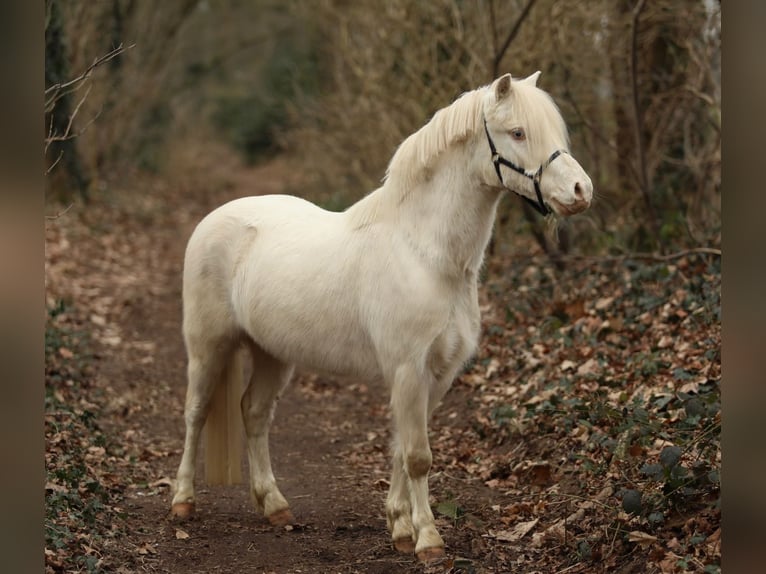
top-left (204, 348), bottom-right (244, 485)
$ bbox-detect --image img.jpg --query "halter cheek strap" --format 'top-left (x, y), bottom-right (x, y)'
top-left (483, 119), bottom-right (567, 217)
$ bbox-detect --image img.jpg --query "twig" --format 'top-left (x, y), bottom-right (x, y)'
top-left (606, 518), bottom-right (623, 562)
top-left (45, 42), bottom-right (134, 98)
top-left (46, 150), bottom-right (64, 174)
top-left (540, 492), bottom-right (615, 512)
top-left (46, 204), bottom-right (74, 220)
top-left (492, 0), bottom-right (538, 76)
top-left (513, 247), bottom-right (721, 264)
top-left (611, 247), bottom-right (721, 262)
top-left (44, 42), bottom-right (134, 121)
top-left (63, 84), bottom-right (92, 140)
top-left (45, 84), bottom-right (94, 153)
top-left (554, 563), bottom-right (587, 574)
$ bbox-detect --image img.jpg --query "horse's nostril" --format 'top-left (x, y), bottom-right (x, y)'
top-left (574, 182), bottom-right (584, 199)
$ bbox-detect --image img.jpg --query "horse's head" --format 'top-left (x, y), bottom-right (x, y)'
top-left (483, 72), bottom-right (592, 217)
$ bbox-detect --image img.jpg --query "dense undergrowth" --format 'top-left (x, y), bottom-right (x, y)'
top-left (45, 300), bottom-right (154, 573)
top-left (434, 251), bottom-right (721, 573)
top-left (46, 301), bottom-right (113, 572)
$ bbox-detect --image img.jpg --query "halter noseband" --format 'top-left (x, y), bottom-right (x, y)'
top-left (483, 118), bottom-right (567, 216)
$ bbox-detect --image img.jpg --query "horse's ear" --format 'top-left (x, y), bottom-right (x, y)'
top-left (524, 70), bottom-right (542, 87)
top-left (494, 74), bottom-right (513, 101)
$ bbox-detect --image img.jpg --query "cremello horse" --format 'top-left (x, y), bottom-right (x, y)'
top-left (171, 72), bottom-right (592, 562)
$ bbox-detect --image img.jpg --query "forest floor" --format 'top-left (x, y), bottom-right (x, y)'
top-left (45, 160), bottom-right (720, 574)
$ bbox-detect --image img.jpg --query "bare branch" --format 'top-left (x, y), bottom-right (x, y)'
top-left (45, 39), bottom-right (121, 172)
top-left (45, 42), bottom-right (134, 97)
top-left (488, 0), bottom-right (499, 64)
top-left (45, 203), bottom-right (74, 220)
top-left (46, 150), bottom-right (64, 174)
top-left (515, 247), bottom-right (721, 265)
top-left (629, 0), bottom-right (663, 249)
top-left (45, 84), bottom-right (104, 154)
top-left (45, 43), bottom-right (135, 115)
top-left (493, 0), bottom-right (537, 76)
top-left (62, 84), bottom-right (92, 141)
top-left (617, 247), bottom-right (721, 261)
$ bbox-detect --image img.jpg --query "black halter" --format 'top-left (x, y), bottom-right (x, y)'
top-left (483, 119), bottom-right (567, 216)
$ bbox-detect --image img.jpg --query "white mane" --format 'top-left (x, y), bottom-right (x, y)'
top-left (385, 88), bottom-right (485, 190)
top-left (346, 87), bottom-right (485, 227)
top-left (345, 77), bottom-right (570, 227)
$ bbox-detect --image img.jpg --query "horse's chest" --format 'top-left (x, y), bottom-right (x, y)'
top-left (428, 289), bottom-right (480, 380)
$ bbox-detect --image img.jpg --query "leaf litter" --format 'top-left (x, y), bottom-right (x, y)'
top-left (45, 169), bottom-right (720, 573)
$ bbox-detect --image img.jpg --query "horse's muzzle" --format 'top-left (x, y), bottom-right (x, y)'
top-left (548, 195), bottom-right (591, 217)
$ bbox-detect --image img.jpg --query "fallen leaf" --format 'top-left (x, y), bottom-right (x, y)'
top-left (150, 477), bottom-right (174, 488)
top-left (657, 335), bottom-right (673, 349)
top-left (629, 443), bottom-right (645, 457)
top-left (577, 358), bottom-right (599, 376)
top-left (530, 463), bottom-right (552, 486)
top-left (595, 297), bottom-right (614, 311)
top-left (90, 314), bottom-right (107, 326)
top-left (560, 359), bottom-right (576, 371)
top-left (488, 518), bottom-right (539, 542)
top-left (486, 358), bottom-right (501, 378)
top-left (45, 481), bottom-right (68, 493)
top-left (628, 530), bottom-right (657, 545)
top-left (175, 529), bottom-right (190, 539)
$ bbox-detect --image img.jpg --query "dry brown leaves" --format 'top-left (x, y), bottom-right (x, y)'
top-left (422, 250), bottom-right (721, 573)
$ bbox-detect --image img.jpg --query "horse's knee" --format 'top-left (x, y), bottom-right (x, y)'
top-left (405, 449), bottom-right (432, 479)
top-left (184, 398), bottom-right (206, 427)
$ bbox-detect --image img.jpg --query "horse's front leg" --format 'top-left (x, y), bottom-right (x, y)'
top-left (386, 445), bottom-right (415, 553)
top-left (389, 362), bottom-right (445, 562)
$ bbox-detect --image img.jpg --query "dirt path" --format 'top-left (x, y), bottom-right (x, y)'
top-left (61, 162), bottom-right (500, 574)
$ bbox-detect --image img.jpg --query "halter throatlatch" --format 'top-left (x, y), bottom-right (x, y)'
top-left (483, 118), bottom-right (567, 216)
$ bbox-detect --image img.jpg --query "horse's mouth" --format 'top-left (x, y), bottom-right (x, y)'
top-left (548, 198), bottom-right (589, 217)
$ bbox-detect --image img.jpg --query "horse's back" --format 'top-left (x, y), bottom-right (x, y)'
top-left (185, 194), bottom-right (341, 268)
top-left (183, 195), bottom-right (380, 376)
top-left (182, 196), bottom-right (333, 337)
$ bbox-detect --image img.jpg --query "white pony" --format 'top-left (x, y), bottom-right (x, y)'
top-left (171, 72), bottom-right (592, 562)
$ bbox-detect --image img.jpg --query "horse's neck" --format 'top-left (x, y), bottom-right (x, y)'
top-left (391, 144), bottom-right (501, 278)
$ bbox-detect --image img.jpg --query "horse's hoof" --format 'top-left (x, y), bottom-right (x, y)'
top-left (267, 508), bottom-right (295, 527)
top-left (170, 502), bottom-right (195, 520)
top-left (416, 546), bottom-right (446, 564)
top-left (393, 537), bottom-right (416, 554)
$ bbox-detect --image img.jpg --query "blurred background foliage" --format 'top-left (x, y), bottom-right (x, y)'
top-left (45, 0), bottom-right (720, 255)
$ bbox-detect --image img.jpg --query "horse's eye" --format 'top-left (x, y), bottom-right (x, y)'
top-left (509, 128), bottom-right (526, 141)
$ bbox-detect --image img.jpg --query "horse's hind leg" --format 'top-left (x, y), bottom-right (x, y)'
top-left (171, 336), bottom-right (237, 518)
top-left (241, 341), bottom-right (295, 525)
